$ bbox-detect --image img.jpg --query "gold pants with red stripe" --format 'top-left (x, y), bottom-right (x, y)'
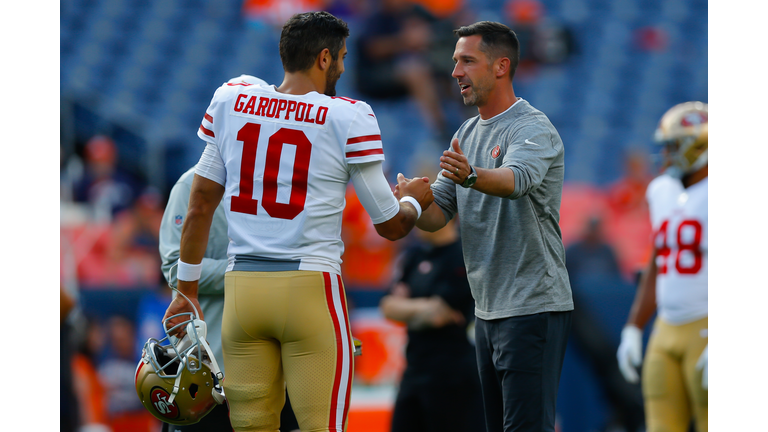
top-left (642, 316), bottom-right (708, 432)
top-left (222, 271), bottom-right (354, 432)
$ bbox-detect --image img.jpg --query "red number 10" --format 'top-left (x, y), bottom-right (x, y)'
top-left (231, 123), bottom-right (312, 220)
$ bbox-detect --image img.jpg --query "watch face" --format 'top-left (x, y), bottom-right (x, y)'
top-left (463, 174), bottom-right (477, 188)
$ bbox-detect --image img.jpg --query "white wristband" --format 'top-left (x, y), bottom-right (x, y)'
top-left (177, 260), bottom-right (203, 282)
top-left (399, 196), bottom-right (422, 219)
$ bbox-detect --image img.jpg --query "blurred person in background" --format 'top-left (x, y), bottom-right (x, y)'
top-left (566, 218), bottom-right (645, 432)
top-left (566, 217), bottom-right (622, 288)
top-left (61, 143), bottom-right (84, 204)
top-left (617, 102), bottom-right (708, 432)
top-left (61, 286), bottom-right (79, 432)
top-left (162, 12), bottom-right (433, 432)
top-left (601, 149), bottom-right (654, 280)
top-left (159, 76), bottom-right (300, 431)
top-left (504, 0), bottom-right (575, 77)
top-left (72, 316), bottom-right (111, 432)
top-left (380, 217), bottom-right (484, 432)
top-left (242, 0), bottom-right (326, 29)
top-left (607, 150), bottom-right (652, 218)
top-left (111, 187), bottom-right (165, 262)
top-left (406, 21), bottom-right (573, 432)
top-left (106, 186), bottom-right (165, 286)
top-left (355, 0), bottom-right (450, 136)
top-left (99, 315), bottom-right (156, 432)
top-left (72, 135), bottom-right (141, 221)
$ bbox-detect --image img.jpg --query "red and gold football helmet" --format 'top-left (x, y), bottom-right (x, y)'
top-left (135, 307), bottom-right (225, 426)
top-left (654, 101), bottom-right (708, 176)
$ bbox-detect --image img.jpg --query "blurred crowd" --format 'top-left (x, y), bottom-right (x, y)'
top-left (60, 126), bottom-right (654, 432)
top-left (60, 0), bottom-right (677, 431)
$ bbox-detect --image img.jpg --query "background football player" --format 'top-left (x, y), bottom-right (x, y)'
top-left (616, 101), bottom-right (708, 432)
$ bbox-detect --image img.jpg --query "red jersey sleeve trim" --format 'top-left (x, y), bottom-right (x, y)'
top-left (346, 135), bottom-right (381, 145)
top-left (199, 124), bottom-right (215, 138)
top-left (346, 149), bottom-right (384, 158)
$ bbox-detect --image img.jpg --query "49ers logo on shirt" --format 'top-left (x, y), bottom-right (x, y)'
top-left (150, 387), bottom-right (180, 419)
top-left (491, 145), bottom-right (501, 159)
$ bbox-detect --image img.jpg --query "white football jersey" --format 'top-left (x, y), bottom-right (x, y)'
top-left (647, 174), bottom-right (708, 324)
top-left (197, 81), bottom-right (386, 274)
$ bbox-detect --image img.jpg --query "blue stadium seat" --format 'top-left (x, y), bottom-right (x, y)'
top-left (661, 0), bottom-right (691, 22)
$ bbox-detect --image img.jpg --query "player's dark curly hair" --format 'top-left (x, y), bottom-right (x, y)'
top-left (454, 21), bottom-right (520, 80)
top-left (279, 11), bottom-right (350, 73)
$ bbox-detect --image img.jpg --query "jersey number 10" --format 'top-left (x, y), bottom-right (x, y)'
top-left (231, 122), bottom-right (311, 220)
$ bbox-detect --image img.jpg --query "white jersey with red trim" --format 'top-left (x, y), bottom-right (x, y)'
top-left (197, 81), bottom-right (386, 274)
top-left (647, 174), bottom-right (708, 324)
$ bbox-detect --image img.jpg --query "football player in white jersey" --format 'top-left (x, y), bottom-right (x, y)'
top-left (162, 11), bottom-right (433, 432)
top-left (617, 102), bottom-right (708, 432)
top-left (157, 74), bottom-right (301, 432)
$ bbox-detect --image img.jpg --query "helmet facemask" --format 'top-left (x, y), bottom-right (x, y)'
top-left (135, 302), bottom-right (226, 425)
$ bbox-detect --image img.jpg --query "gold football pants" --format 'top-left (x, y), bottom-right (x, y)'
top-left (222, 271), bottom-right (354, 432)
top-left (642, 316), bottom-right (708, 432)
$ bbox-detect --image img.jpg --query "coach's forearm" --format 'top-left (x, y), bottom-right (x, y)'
top-left (469, 166), bottom-right (516, 197)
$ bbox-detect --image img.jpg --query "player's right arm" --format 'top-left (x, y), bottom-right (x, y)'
top-left (626, 253), bottom-right (658, 330)
top-left (348, 162), bottom-right (433, 241)
top-left (345, 101), bottom-right (433, 240)
top-left (393, 175), bottom-right (448, 232)
top-left (617, 249), bottom-right (658, 383)
top-left (163, 173), bottom-right (224, 326)
top-left (376, 173), bottom-right (433, 240)
top-left (414, 200), bottom-right (447, 232)
top-left (159, 169), bottom-right (228, 295)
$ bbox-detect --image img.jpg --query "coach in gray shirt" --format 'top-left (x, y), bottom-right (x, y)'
top-left (158, 166), bottom-right (233, 432)
top-left (401, 21), bottom-right (573, 432)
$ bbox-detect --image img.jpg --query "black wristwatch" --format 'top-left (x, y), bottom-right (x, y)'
top-left (461, 165), bottom-right (478, 188)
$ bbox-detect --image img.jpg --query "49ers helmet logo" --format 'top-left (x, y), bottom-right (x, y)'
top-left (681, 112), bottom-right (707, 127)
top-left (150, 387), bottom-right (180, 419)
top-left (491, 145), bottom-right (501, 159)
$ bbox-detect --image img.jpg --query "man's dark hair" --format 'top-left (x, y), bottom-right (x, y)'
top-left (279, 11), bottom-right (350, 73)
top-left (454, 21), bottom-right (520, 80)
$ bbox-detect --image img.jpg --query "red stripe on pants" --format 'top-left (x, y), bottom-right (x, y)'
top-left (324, 272), bottom-right (344, 431)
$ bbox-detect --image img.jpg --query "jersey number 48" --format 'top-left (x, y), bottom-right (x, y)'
top-left (654, 219), bottom-right (703, 275)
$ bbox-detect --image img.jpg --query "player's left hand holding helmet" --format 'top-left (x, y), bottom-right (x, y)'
top-left (654, 101), bottom-right (708, 177)
top-left (135, 307), bottom-right (225, 425)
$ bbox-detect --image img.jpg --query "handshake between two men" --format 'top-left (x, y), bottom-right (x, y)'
top-left (394, 138), bottom-right (472, 233)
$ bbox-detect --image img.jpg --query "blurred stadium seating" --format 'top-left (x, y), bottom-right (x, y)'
top-left (61, 0), bottom-right (707, 191)
top-left (60, 0), bottom-right (707, 430)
